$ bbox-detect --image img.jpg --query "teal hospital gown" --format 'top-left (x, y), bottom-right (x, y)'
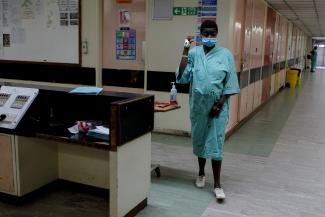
top-left (311, 50), bottom-right (317, 71)
top-left (176, 43), bottom-right (240, 160)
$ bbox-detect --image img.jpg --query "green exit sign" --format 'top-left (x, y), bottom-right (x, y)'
top-left (173, 7), bottom-right (198, 16)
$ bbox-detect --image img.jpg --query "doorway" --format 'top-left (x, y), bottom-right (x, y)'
top-left (316, 44), bottom-right (325, 67)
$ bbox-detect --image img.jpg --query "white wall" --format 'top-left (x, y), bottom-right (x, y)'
top-left (218, 0), bottom-right (236, 51)
top-left (146, 0), bottom-right (237, 134)
top-left (146, 0), bottom-right (196, 133)
top-left (81, 0), bottom-right (103, 86)
top-left (146, 0), bottom-right (197, 72)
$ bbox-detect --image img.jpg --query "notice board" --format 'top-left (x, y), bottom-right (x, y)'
top-left (0, 0), bottom-right (80, 64)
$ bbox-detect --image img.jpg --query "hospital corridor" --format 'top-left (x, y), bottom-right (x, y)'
top-left (1, 0), bottom-right (325, 217)
top-left (1, 69), bottom-right (324, 216)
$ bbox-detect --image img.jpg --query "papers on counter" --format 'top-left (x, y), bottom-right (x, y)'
top-left (67, 123), bottom-right (109, 141)
top-left (87, 126), bottom-right (110, 141)
top-left (89, 126), bottom-right (109, 135)
top-left (68, 124), bottom-right (79, 134)
top-left (69, 86), bottom-right (103, 95)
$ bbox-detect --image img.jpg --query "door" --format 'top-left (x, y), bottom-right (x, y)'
top-left (279, 17), bottom-right (288, 87)
top-left (238, 0), bottom-right (253, 121)
top-left (317, 45), bottom-right (325, 67)
top-left (262, 7), bottom-right (276, 103)
top-left (0, 134), bottom-right (16, 194)
top-left (271, 14), bottom-right (280, 95)
top-left (251, 0), bottom-right (266, 110)
top-left (228, 0), bottom-right (246, 129)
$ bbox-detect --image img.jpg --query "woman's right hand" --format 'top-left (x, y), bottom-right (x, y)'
top-left (178, 36), bottom-right (195, 80)
top-left (184, 36), bottom-right (195, 49)
top-left (187, 36), bottom-right (195, 42)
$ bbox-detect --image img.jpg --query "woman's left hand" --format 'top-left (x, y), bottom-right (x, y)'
top-left (209, 102), bottom-right (223, 118)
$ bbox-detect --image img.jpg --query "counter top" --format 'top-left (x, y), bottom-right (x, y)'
top-left (0, 83), bottom-right (154, 149)
top-left (35, 132), bottom-right (110, 150)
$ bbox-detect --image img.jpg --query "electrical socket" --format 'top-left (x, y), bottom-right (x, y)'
top-left (82, 41), bottom-right (88, 54)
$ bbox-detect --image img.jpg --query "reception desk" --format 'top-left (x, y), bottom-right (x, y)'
top-left (0, 84), bottom-right (154, 217)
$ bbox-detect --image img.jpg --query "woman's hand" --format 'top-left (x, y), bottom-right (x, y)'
top-left (209, 95), bottom-right (230, 118)
top-left (184, 36), bottom-right (195, 50)
top-left (209, 102), bottom-right (224, 118)
top-left (178, 36), bottom-right (195, 80)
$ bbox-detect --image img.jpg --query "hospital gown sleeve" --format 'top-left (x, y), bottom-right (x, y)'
top-left (222, 51), bottom-right (240, 95)
top-left (175, 49), bottom-right (195, 84)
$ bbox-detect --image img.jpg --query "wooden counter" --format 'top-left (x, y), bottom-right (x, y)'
top-left (0, 84), bottom-right (154, 217)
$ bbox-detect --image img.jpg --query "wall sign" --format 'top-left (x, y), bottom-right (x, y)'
top-left (173, 7), bottom-right (198, 16)
top-left (116, 29), bottom-right (136, 60)
top-left (119, 9), bottom-right (131, 29)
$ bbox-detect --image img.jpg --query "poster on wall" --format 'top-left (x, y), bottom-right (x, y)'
top-left (116, 29), bottom-right (136, 60)
top-left (196, 0), bottom-right (217, 44)
top-left (118, 9), bottom-right (130, 30)
top-left (58, 0), bottom-right (79, 26)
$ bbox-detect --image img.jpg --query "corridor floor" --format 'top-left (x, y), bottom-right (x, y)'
top-left (1, 69), bottom-right (325, 217)
top-left (139, 68), bottom-right (325, 217)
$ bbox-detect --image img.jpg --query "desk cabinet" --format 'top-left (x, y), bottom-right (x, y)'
top-left (0, 134), bottom-right (16, 194)
top-left (0, 135), bottom-right (57, 196)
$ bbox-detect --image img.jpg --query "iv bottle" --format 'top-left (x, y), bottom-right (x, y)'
top-left (170, 82), bottom-right (177, 104)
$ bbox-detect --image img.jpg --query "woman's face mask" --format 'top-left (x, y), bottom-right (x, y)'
top-left (201, 28), bottom-right (218, 47)
top-left (202, 38), bottom-right (217, 47)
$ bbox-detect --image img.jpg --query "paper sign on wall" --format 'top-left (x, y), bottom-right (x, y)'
top-left (119, 9), bottom-right (130, 29)
top-left (116, 29), bottom-right (136, 60)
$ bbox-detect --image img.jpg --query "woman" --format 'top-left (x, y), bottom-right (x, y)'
top-left (176, 20), bottom-right (240, 200)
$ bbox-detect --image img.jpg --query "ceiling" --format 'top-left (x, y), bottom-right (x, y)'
top-left (265, 0), bottom-right (325, 37)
